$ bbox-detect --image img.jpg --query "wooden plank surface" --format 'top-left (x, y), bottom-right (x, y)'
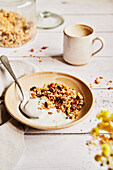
top-left (7, 56), bottom-right (113, 88)
top-left (37, 0), bottom-right (113, 14)
top-left (14, 135), bottom-right (107, 170)
top-left (0, 32), bottom-right (112, 57)
top-left (1, 0), bottom-right (113, 169)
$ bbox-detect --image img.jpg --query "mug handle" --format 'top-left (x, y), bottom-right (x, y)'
top-left (92, 37), bottom-right (104, 56)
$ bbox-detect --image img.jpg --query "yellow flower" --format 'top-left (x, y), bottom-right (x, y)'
top-left (101, 109), bottom-right (110, 119)
top-left (110, 113), bottom-right (113, 122)
top-left (91, 127), bottom-right (99, 136)
top-left (102, 143), bottom-right (111, 157)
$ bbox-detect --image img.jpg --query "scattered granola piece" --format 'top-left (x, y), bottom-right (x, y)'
top-left (90, 84), bottom-right (93, 88)
top-left (23, 56), bottom-right (28, 57)
top-left (99, 77), bottom-right (103, 79)
top-left (39, 50), bottom-right (42, 52)
top-left (107, 81), bottom-right (113, 85)
top-left (41, 46), bottom-right (49, 50)
top-left (107, 80), bottom-right (113, 85)
top-left (38, 107), bottom-right (42, 110)
top-left (30, 48), bottom-right (34, 52)
top-left (30, 54), bottom-right (33, 57)
top-left (95, 78), bottom-right (100, 84)
top-left (48, 112), bottom-right (53, 115)
top-left (108, 87), bottom-right (113, 90)
top-left (14, 50), bottom-right (18, 53)
top-left (39, 60), bottom-right (42, 62)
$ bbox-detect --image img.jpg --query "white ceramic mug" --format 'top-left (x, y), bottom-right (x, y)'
top-left (63, 24), bottom-right (104, 65)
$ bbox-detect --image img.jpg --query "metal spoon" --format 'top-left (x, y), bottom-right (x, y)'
top-left (0, 55), bottom-right (39, 119)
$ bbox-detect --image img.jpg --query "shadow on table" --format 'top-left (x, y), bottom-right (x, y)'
top-left (50, 54), bottom-right (68, 65)
top-left (49, 54), bottom-right (81, 67)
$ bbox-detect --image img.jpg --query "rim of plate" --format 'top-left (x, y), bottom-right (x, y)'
top-left (4, 71), bottom-right (94, 130)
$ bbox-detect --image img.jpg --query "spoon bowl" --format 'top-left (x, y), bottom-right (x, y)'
top-left (19, 99), bottom-right (39, 119)
top-left (0, 55), bottom-right (38, 119)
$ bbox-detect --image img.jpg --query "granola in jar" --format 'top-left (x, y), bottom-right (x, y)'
top-left (0, 9), bottom-right (36, 47)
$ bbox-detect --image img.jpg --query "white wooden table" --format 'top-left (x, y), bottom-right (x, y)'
top-left (0, 0), bottom-right (113, 169)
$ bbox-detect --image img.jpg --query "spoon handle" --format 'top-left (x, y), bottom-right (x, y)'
top-left (0, 55), bottom-right (24, 99)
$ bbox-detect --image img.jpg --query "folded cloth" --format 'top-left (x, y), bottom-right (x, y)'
top-left (0, 60), bottom-right (38, 170)
top-left (0, 59), bottom-right (38, 96)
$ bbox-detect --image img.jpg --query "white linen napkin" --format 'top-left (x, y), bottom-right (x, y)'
top-left (0, 60), bottom-right (38, 170)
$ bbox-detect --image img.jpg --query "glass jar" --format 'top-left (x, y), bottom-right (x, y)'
top-left (0, 0), bottom-right (36, 47)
